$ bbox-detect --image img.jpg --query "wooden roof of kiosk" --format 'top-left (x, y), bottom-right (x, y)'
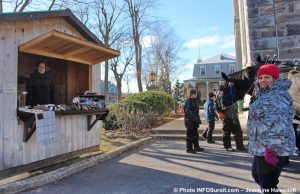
top-left (0, 9), bottom-right (120, 65)
top-left (19, 30), bottom-right (120, 65)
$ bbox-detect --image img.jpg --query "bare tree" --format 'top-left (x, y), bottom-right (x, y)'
top-left (123, 0), bottom-right (155, 92)
top-left (1, 0), bottom-right (77, 12)
top-left (75, 5), bottom-right (90, 25)
top-left (143, 21), bottom-right (182, 92)
top-left (0, 0), bottom-right (33, 12)
top-left (45, 0), bottom-right (93, 12)
top-left (48, 0), bottom-right (56, 10)
top-left (94, 0), bottom-right (125, 101)
top-left (142, 35), bottom-right (159, 88)
top-left (110, 39), bottom-right (134, 101)
top-left (17, 0), bottom-right (33, 12)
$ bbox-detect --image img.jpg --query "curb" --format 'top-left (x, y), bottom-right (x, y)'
top-left (0, 137), bottom-right (153, 194)
top-left (151, 135), bottom-right (248, 141)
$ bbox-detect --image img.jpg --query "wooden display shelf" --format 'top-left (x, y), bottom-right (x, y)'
top-left (55, 108), bottom-right (109, 131)
top-left (17, 108), bottom-right (109, 142)
top-left (54, 108), bottom-right (108, 116)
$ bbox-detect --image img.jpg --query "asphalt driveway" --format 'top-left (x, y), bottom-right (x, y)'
top-left (22, 140), bottom-right (300, 194)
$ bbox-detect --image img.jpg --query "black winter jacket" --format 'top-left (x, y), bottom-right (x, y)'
top-left (184, 98), bottom-right (201, 129)
top-left (26, 71), bottom-right (55, 106)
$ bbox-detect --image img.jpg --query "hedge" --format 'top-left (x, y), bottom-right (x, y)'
top-left (125, 91), bottom-right (174, 115)
top-left (103, 91), bottom-right (175, 130)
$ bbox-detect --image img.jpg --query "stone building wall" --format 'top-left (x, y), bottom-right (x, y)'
top-left (235, 0), bottom-right (300, 65)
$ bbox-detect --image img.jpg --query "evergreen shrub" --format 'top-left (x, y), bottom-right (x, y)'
top-left (126, 91), bottom-right (175, 116)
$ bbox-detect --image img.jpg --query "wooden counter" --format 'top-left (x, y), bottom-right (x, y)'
top-left (0, 109), bottom-right (108, 178)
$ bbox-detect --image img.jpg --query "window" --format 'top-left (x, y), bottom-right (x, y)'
top-left (229, 64), bottom-right (235, 74)
top-left (200, 66), bottom-right (206, 75)
top-left (214, 65), bottom-right (221, 75)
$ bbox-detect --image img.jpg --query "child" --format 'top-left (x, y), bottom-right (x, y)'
top-left (184, 88), bottom-right (204, 153)
top-left (202, 92), bottom-right (218, 143)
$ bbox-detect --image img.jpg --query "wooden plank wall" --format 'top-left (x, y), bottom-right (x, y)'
top-left (3, 20), bottom-right (18, 170)
top-left (20, 115), bottom-right (100, 163)
top-left (0, 22), bottom-right (5, 171)
top-left (67, 62), bottom-right (89, 103)
top-left (51, 59), bottom-right (68, 105)
top-left (0, 18), bottom-right (102, 171)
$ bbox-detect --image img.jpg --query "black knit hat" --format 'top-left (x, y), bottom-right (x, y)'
top-left (35, 61), bottom-right (47, 67)
top-left (35, 61), bottom-right (50, 72)
top-left (209, 92), bottom-right (216, 98)
top-left (189, 88), bottom-right (197, 96)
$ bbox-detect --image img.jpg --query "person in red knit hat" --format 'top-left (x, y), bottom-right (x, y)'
top-left (247, 63), bottom-right (296, 193)
top-left (257, 63), bottom-right (280, 80)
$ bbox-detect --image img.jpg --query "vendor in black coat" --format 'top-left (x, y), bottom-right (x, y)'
top-left (26, 61), bottom-right (55, 106)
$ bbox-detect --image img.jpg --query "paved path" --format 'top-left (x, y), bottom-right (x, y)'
top-left (20, 113), bottom-right (300, 194)
top-left (151, 110), bottom-right (248, 140)
top-left (22, 140), bottom-right (300, 194)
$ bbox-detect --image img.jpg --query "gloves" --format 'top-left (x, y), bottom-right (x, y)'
top-left (218, 112), bottom-right (224, 120)
top-left (215, 114), bottom-right (219, 121)
top-left (264, 147), bottom-right (279, 166)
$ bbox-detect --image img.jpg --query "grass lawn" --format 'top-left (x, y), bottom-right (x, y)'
top-left (100, 130), bottom-right (129, 153)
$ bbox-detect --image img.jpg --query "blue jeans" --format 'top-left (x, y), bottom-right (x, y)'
top-left (252, 156), bottom-right (288, 194)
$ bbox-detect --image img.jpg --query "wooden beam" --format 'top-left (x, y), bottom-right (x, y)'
top-left (95, 54), bottom-right (117, 63)
top-left (20, 48), bottom-right (94, 65)
top-left (51, 30), bottom-right (120, 56)
top-left (19, 32), bottom-right (53, 50)
top-left (66, 56), bottom-right (94, 65)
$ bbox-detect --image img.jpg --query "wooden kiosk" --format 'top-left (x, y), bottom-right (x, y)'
top-left (0, 10), bottom-right (120, 177)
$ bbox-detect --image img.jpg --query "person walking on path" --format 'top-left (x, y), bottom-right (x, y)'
top-left (202, 92), bottom-right (218, 143)
top-left (184, 88), bottom-right (204, 154)
top-left (248, 64), bottom-right (296, 193)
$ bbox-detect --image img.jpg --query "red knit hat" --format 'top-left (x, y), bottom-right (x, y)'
top-left (257, 64), bottom-right (280, 79)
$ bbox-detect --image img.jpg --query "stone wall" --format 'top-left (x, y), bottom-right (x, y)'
top-left (236, 0), bottom-right (300, 64)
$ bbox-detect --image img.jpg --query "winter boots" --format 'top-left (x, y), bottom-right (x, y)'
top-left (186, 138), bottom-right (204, 154)
top-left (202, 127), bottom-right (215, 143)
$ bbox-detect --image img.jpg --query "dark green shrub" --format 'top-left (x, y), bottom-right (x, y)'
top-left (102, 112), bottom-right (120, 130)
top-left (125, 91), bottom-right (175, 116)
top-left (103, 92), bottom-right (174, 130)
top-left (118, 99), bottom-right (150, 113)
top-left (103, 100), bottom-right (149, 130)
top-left (102, 103), bottom-right (121, 130)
